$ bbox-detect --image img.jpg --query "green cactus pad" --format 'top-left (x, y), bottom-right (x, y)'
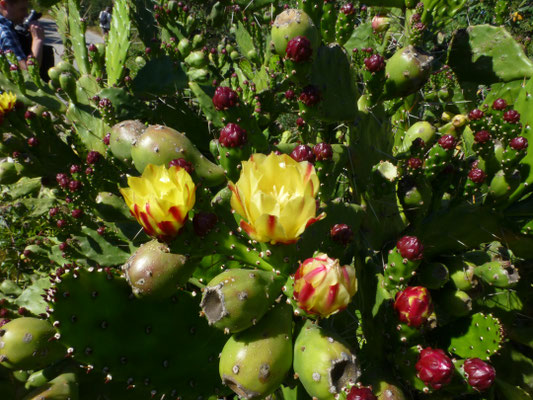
top-left (48, 267), bottom-right (227, 399)
top-left (448, 25), bottom-right (533, 84)
top-left (447, 312), bottom-right (504, 360)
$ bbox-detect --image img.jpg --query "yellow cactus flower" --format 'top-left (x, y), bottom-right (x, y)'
top-left (293, 254), bottom-right (357, 317)
top-left (0, 92), bottom-right (16, 114)
top-left (229, 153), bottom-right (324, 244)
top-left (120, 164), bottom-right (196, 241)
top-left (512, 12), bottom-right (523, 22)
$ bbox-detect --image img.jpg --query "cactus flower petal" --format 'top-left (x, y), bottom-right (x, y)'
top-left (120, 164), bottom-right (196, 241)
top-left (230, 153), bottom-right (324, 244)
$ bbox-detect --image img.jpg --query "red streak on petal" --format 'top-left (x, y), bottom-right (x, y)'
top-left (169, 206), bottom-right (183, 223)
top-left (157, 221), bottom-right (177, 237)
top-left (304, 162), bottom-right (313, 184)
top-left (305, 213), bottom-right (325, 229)
top-left (229, 183), bottom-right (246, 215)
top-left (240, 220), bottom-right (256, 237)
top-left (133, 204), bottom-right (141, 219)
top-left (267, 215), bottom-right (277, 236)
top-left (303, 265), bottom-right (326, 282)
top-left (140, 212), bottom-right (155, 235)
top-left (326, 284), bottom-right (339, 308)
top-left (342, 266), bottom-right (351, 283)
top-left (297, 282), bottom-right (315, 304)
top-left (145, 202), bottom-right (153, 218)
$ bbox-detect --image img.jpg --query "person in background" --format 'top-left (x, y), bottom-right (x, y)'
top-left (99, 6), bottom-right (112, 36)
top-left (0, 0), bottom-right (44, 69)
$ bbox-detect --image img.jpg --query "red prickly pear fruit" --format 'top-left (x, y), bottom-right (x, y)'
top-left (290, 144), bottom-right (315, 163)
top-left (0, 318), bottom-right (65, 370)
top-left (463, 358), bottom-right (495, 391)
top-left (271, 9), bottom-right (319, 57)
top-left (330, 223), bottom-right (353, 245)
top-left (364, 54), bottom-right (386, 72)
top-left (86, 151), bottom-right (101, 164)
top-left (313, 142), bottom-right (333, 160)
top-left (169, 158), bottom-right (194, 174)
top-left (341, 3), bottom-right (356, 15)
top-left (347, 386), bottom-right (377, 400)
top-left (415, 347), bottom-right (454, 390)
top-left (503, 109), bottom-right (520, 124)
top-left (122, 240), bottom-right (194, 299)
top-left (437, 135), bottom-right (456, 150)
top-left (219, 123), bottom-right (247, 148)
top-left (299, 85), bottom-right (321, 106)
top-left (474, 130), bottom-right (491, 144)
top-left (396, 236), bottom-right (423, 260)
top-left (393, 286), bottom-right (433, 327)
top-left (510, 136), bottom-right (528, 151)
top-left (285, 36), bottom-right (313, 63)
top-left (468, 168), bottom-right (486, 184)
top-left (492, 98), bottom-right (507, 110)
top-left (212, 86), bottom-right (239, 111)
top-left (285, 89), bottom-right (295, 100)
top-left (468, 109), bottom-right (484, 120)
top-left (407, 157), bottom-right (423, 169)
top-left (193, 212), bottom-right (218, 237)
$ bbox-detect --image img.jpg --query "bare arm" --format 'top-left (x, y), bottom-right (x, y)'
top-left (28, 22), bottom-right (44, 66)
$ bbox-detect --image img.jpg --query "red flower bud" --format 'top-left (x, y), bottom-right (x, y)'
top-left (313, 143), bottom-right (333, 161)
top-left (510, 136), bottom-right (528, 151)
top-left (169, 158), bottom-right (194, 174)
top-left (503, 109), bottom-right (520, 124)
top-left (86, 151), bottom-right (102, 164)
top-left (364, 54), bottom-right (385, 72)
top-left (437, 135), bottom-right (456, 150)
top-left (396, 236), bottom-right (423, 260)
top-left (415, 347), bottom-right (454, 389)
top-left (394, 286), bottom-right (433, 327)
top-left (219, 123), bottom-right (247, 148)
top-left (468, 109), bottom-right (484, 120)
top-left (468, 168), bottom-right (486, 184)
top-left (492, 98), bottom-right (507, 110)
top-left (330, 223), bottom-right (353, 245)
top-left (463, 358), bottom-right (496, 392)
top-left (290, 144), bottom-right (315, 163)
top-left (346, 386), bottom-right (377, 400)
top-left (474, 130), bottom-right (491, 144)
top-left (299, 85), bottom-right (321, 106)
top-left (285, 36), bottom-right (313, 63)
top-left (212, 86), bottom-right (239, 111)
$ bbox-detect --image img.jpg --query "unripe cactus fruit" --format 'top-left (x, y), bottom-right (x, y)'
top-left (122, 240), bottom-right (193, 299)
top-left (219, 123), bottom-right (247, 148)
top-left (201, 269), bottom-right (284, 333)
top-left (371, 15), bottom-right (390, 33)
top-left (463, 358), bottom-right (495, 391)
top-left (285, 36), bottom-right (313, 63)
top-left (219, 304), bottom-right (293, 399)
top-left (293, 321), bottom-right (361, 400)
top-left (397, 236), bottom-right (424, 260)
top-left (271, 9), bottom-right (319, 57)
top-left (109, 120), bottom-right (147, 164)
top-left (212, 86), bottom-right (239, 111)
top-left (393, 286), bottom-right (433, 328)
top-left (291, 144), bottom-right (315, 163)
top-left (415, 347), bottom-right (453, 390)
top-left (384, 46), bottom-right (433, 98)
top-left (0, 318), bottom-right (64, 370)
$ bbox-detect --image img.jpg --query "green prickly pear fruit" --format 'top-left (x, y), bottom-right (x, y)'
top-left (0, 159), bottom-right (19, 185)
top-left (130, 124), bottom-right (225, 186)
top-left (417, 262), bottom-right (449, 289)
top-left (192, 33), bottom-right (205, 50)
top-left (58, 72), bottom-right (77, 101)
top-left (123, 240), bottom-right (194, 299)
top-left (109, 119), bottom-right (147, 165)
top-left (47, 66), bottom-right (60, 89)
top-left (401, 121), bottom-right (436, 152)
top-left (375, 381), bottom-right (407, 400)
top-left (384, 236), bottom-right (424, 290)
top-left (473, 260), bottom-right (519, 288)
top-left (185, 50), bottom-right (209, 68)
top-left (293, 321), bottom-right (360, 400)
top-left (200, 269), bottom-right (285, 333)
top-left (55, 60), bottom-right (78, 77)
top-left (271, 9), bottom-right (320, 57)
top-left (178, 38), bottom-right (192, 57)
top-left (384, 46), bottom-right (433, 99)
top-left (22, 372), bottom-right (79, 400)
top-left (219, 304), bottom-right (293, 399)
top-left (0, 318), bottom-right (65, 370)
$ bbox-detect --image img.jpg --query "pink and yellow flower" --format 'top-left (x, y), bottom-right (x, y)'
top-left (120, 164), bottom-right (196, 241)
top-left (229, 153), bottom-right (324, 244)
top-left (0, 92), bottom-right (16, 115)
top-left (293, 254), bottom-right (357, 317)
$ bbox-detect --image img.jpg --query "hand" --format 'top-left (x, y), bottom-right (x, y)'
top-left (29, 22), bottom-right (45, 42)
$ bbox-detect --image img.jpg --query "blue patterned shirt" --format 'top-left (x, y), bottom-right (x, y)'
top-left (0, 15), bottom-right (26, 61)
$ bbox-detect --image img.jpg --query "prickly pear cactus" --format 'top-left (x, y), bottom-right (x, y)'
top-left (1, 0), bottom-right (533, 399)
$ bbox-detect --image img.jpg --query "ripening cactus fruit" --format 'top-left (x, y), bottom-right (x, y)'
top-left (384, 46), bottom-right (433, 99)
top-left (271, 9), bottom-right (320, 57)
top-left (108, 119), bottom-right (147, 166)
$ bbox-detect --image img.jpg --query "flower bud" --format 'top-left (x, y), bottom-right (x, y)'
top-left (396, 236), bottom-right (423, 260)
top-left (394, 286), bottom-right (433, 327)
top-left (290, 144), bottom-right (315, 163)
top-left (415, 347), bottom-right (454, 389)
top-left (212, 86), bottom-right (239, 111)
top-left (293, 254), bottom-right (357, 317)
top-left (463, 358), bottom-right (495, 391)
top-left (285, 36), bottom-right (313, 63)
